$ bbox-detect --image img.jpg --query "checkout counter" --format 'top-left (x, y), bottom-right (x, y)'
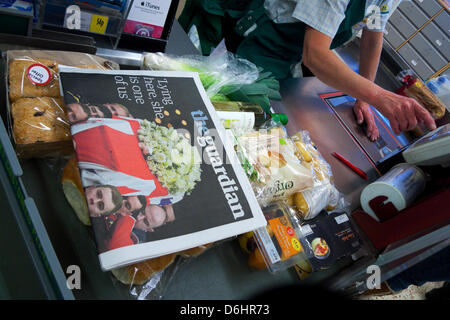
top-left (271, 39), bottom-right (450, 295)
top-left (0, 20), bottom-right (448, 300)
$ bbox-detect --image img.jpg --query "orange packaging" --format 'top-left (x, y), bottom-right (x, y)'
top-left (268, 216), bottom-right (303, 260)
top-left (254, 201), bottom-right (311, 273)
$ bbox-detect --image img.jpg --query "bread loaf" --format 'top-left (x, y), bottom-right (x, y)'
top-left (401, 78), bottom-right (446, 119)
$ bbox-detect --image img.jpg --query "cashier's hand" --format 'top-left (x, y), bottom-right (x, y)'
top-left (373, 91), bottom-right (436, 136)
top-left (353, 100), bottom-right (379, 141)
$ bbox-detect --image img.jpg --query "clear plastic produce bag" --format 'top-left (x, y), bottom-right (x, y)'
top-left (230, 124), bottom-right (314, 207)
top-left (142, 40), bottom-right (259, 97)
top-left (289, 130), bottom-right (349, 220)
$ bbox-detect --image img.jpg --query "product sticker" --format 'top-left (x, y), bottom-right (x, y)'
top-left (334, 213), bottom-right (349, 225)
top-left (256, 228), bottom-right (281, 264)
top-left (291, 238), bottom-right (302, 252)
top-left (216, 111), bottom-right (255, 130)
top-left (89, 14), bottom-right (109, 34)
top-left (26, 64), bottom-right (51, 86)
top-left (300, 224), bottom-right (313, 237)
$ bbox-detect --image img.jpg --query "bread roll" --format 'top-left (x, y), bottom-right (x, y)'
top-left (61, 155), bottom-right (90, 226)
top-left (111, 253), bottom-right (178, 285)
top-left (12, 97), bottom-right (71, 144)
top-left (179, 243), bottom-right (213, 258)
top-left (9, 58), bottom-right (60, 102)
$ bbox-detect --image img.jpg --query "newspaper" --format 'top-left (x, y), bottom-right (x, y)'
top-left (58, 67), bottom-right (266, 271)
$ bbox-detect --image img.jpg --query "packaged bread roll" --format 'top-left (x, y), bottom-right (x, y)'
top-left (179, 243), bottom-right (213, 258)
top-left (111, 243), bottom-right (213, 286)
top-left (397, 73), bottom-right (445, 119)
top-left (291, 131), bottom-right (333, 185)
top-left (12, 97), bottom-right (70, 143)
top-left (293, 183), bottom-right (333, 220)
top-left (11, 97), bottom-right (73, 158)
top-left (8, 57), bottom-right (60, 102)
top-left (6, 50), bottom-right (120, 158)
top-left (290, 130), bottom-right (347, 220)
top-left (231, 126), bottom-right (314, 206)
top-left (111, 253), bottom-right (178, 286)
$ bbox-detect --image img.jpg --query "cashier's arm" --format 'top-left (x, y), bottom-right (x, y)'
top-left (355, 29), bottom-right (384, 141)
top-left (302, 26), bottom-right (436, 138)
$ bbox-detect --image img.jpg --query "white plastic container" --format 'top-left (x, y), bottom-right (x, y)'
top-left (360, 163), bottom-right (426, 222)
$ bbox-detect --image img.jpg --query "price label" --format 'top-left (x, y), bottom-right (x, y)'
top-left (89, 14), bottom-right (109, 34)
top-left (300, 224), bottom-right (313, 236)
top-left (286, 226), bottom-right (295, 237)
top-left (255, 228), bottom-right (281, 264)
top-left (291, 238), bottom-right (302, 252)
top-left (334, 213), bottom-right (349, 225)
top-left (26, 64), bottom-right (51, 86)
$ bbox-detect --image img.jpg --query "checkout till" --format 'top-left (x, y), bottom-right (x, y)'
top-left (355, 123), bottom-right (450, 251)
top-left (273, 75), bottom-right (450, 257)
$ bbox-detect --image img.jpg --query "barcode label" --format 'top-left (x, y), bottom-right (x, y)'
top-left (300, 224), bottom-right (313, 236)
top-left (255, 228), bottom-right (281, 264)
top-left (335, 213), bottom-right (349, 224)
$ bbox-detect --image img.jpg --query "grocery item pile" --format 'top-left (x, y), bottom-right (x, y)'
top-left (2, 47), bottom-right (360, 298)
top-left (231, 123), bottom-right (356, 275)
top-left (144, 46), bottom-right (359, 274)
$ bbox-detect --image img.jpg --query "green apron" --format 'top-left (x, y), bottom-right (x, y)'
top-left (179, 0), bottom-right (367, 79)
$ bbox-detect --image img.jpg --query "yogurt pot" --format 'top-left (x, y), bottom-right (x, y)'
top-left (360, 163), bottom-right (426, 222)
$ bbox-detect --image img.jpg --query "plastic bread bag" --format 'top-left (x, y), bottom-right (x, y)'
top-left (11, 96), bottom-right (74, 158)
top-left (6, 50), bottom-right (119, 102)
top-left (110, 253), bottom-right (182, 300)
top-left (5, 50), bottom-right (119, 158)
top-left (290, 130), bottom-right (333, 186)
top-left (289, 130), bottom-right (350, 220)
top-left (110, 241), bottom-right (215, 300)
top-left (289, 182), bottom-right (350, 221)
top-left (141, 40), bottom-right (259, 98)
top-left (230, 125), bottom-right (314, 207)
top-left (396, 69), bottom-right (445, 120)
top-left (250, 201), bottom-right (313, 273)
